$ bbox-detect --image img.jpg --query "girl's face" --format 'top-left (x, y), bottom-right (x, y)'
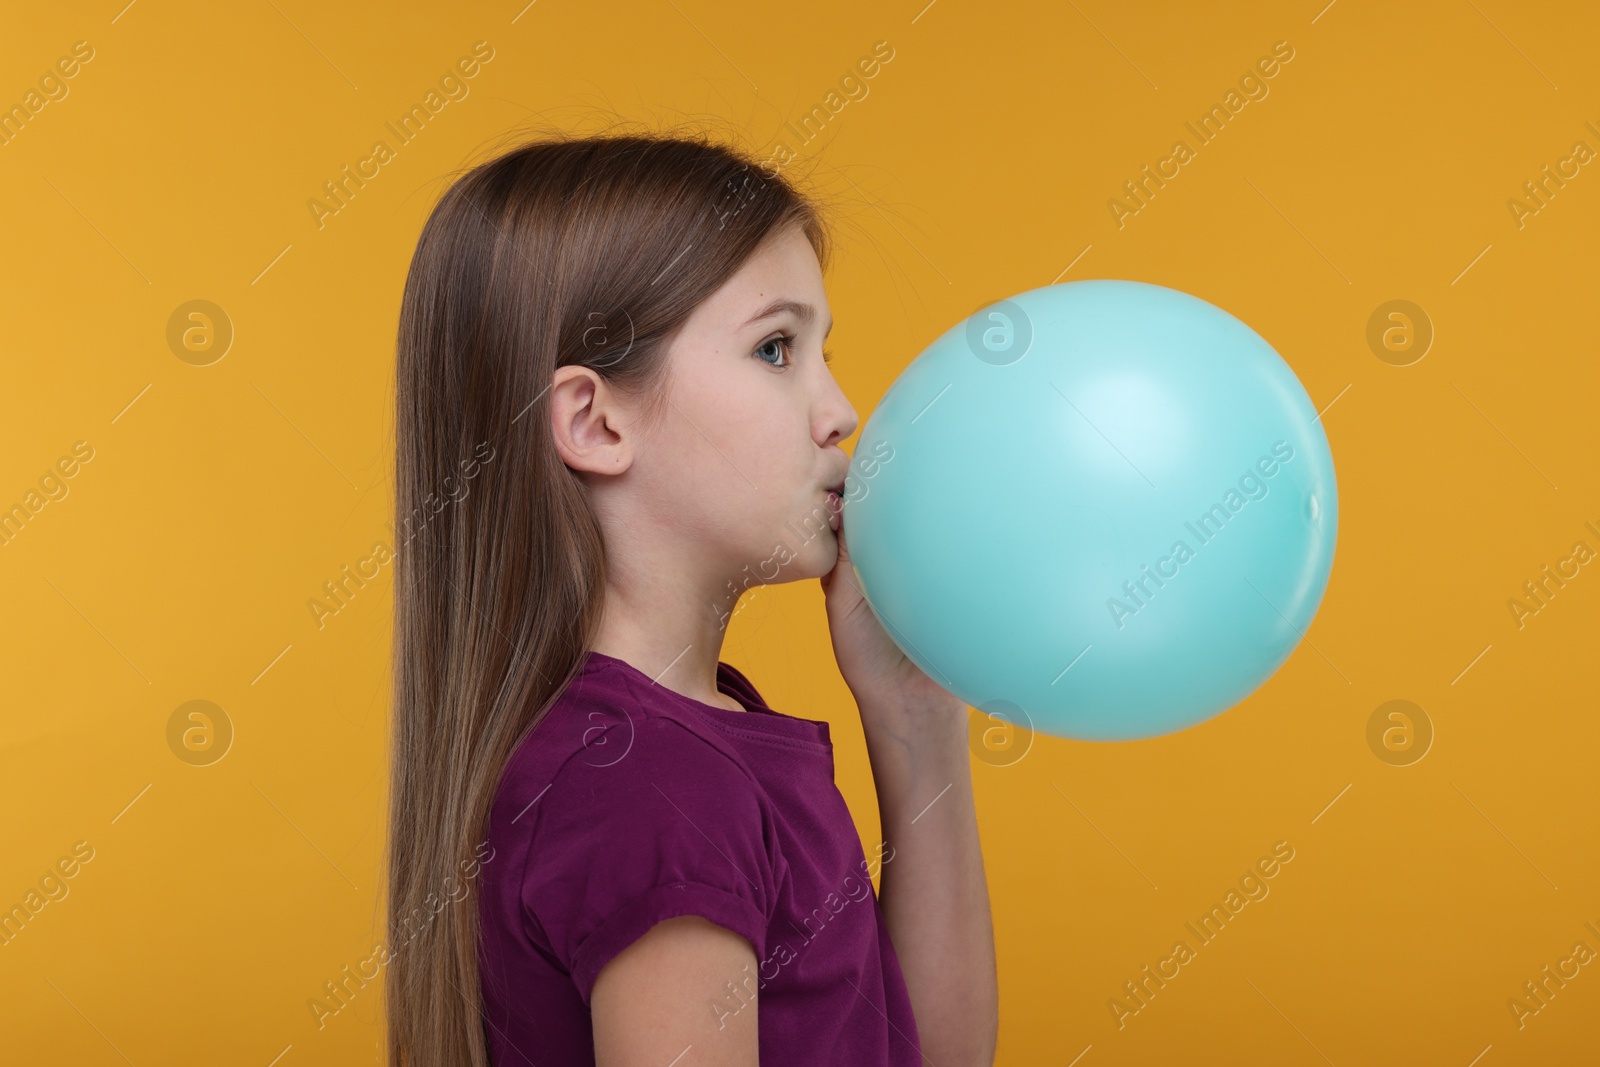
top-left (651, 224), bottom-right (858, 583)
top-left (560, 223), bottom-right (859, 608)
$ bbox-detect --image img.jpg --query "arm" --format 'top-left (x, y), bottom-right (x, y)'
top-left (821, 523), bottom-right (998, 1065)
top-left (862, 699), bottom-right (998, 1067)
top-left (592, 915), bottom-right (760, 1066)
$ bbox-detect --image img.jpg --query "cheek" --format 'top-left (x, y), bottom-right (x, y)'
top-left (651, 412), bottom-right (780, 533)
top-left (741, 434), bottom-right (824, 552)
top-left (719, 397), bottom-right (811, 486)
top-left (663, 365), bottom-right (814, 528)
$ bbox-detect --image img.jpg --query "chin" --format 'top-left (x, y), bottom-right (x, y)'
top-left (793, 532), bottom-right (840, 579)
top-left (732, 525), bottom-right (834, 586)
top-left (763, 532), bottom-right (835, 584)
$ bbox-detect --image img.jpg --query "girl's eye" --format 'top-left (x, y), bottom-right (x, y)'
top-left (754, 334), bottom-right (794, 368)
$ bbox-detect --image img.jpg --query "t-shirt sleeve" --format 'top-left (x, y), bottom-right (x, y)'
top-left (519, 714), bottom-right (779, 1006)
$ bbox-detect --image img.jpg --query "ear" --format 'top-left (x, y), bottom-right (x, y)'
top-left (550, 365), bottom-right (633, 475)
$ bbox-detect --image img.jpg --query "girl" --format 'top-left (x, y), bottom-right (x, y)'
top-left (387, 128), bottom-right (997, 1067)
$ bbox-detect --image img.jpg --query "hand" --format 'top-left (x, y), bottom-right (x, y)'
top-left (820, 508), bottom-right (967, 730)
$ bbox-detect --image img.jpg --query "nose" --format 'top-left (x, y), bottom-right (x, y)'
top-left (818, 375), bottom-right (859, 449)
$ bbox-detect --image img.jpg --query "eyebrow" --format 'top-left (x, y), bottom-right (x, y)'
top-left (741, 298), bottom-right (834, 339)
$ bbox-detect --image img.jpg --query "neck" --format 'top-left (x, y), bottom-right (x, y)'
top-left (589, 584), bottom-right (744, 712)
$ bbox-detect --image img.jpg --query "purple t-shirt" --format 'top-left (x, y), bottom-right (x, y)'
top-left (478, 649), bottom-right (922, 1065)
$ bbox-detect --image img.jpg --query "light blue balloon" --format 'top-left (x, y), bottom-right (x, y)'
top-left (843, 280), bottom-right (1338, 742)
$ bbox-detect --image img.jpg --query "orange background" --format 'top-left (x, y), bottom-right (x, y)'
top-left (3, 1), bottom-right (1597, 1063)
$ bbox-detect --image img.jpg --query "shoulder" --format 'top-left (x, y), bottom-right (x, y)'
top-left (540, 712), bottom-right (764, 815)
top-left (486, 658), bottom-right (780, 882)
top-left (501, 657), bottom-right (763, 816)
top-left (508, 668), bottom-right (785, 1002)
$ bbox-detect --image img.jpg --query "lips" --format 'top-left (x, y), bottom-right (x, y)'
top-left (824, 486), bottom-right (843, 531)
